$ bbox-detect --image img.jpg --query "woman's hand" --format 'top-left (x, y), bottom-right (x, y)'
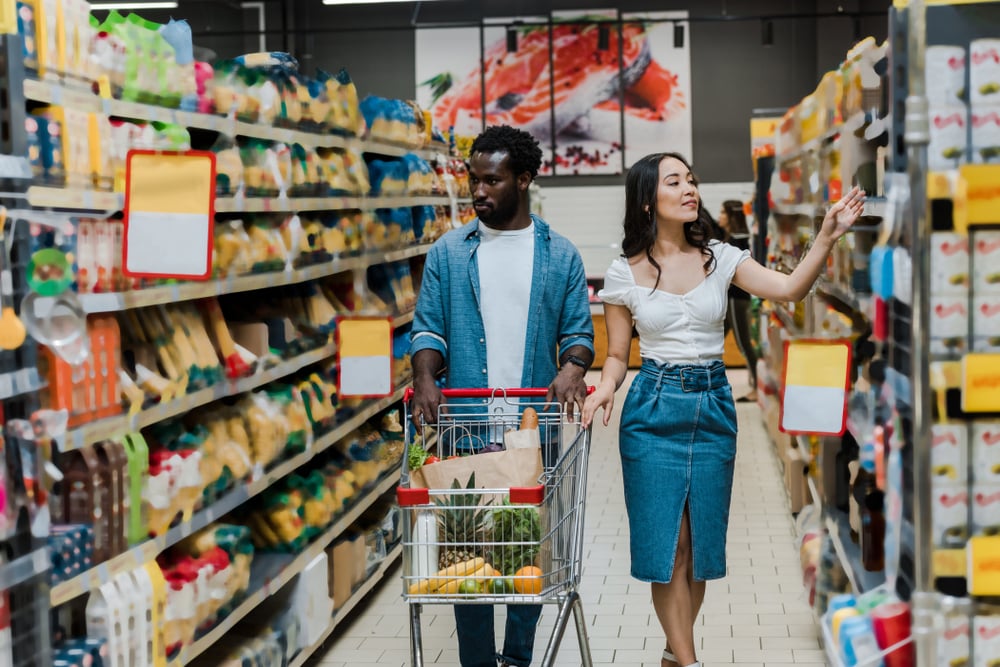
top-left (581, 382), bottom-right (616, 429)
top-left (819, 186), bottom-right (866, 243)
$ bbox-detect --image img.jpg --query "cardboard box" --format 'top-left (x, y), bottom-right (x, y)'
top-left (330, 538), bottom-right (356, 609)
top-left (972, 421), bottom-right (1000, 483)
top-left (930, 232), bottom-right (970, 295)
top-left (930, 296), bottom-right (969, 355)
top-left (932, 480), bottom-right (969, 547)
top-left (784, 448), bottom-right (809, 514)
top-left (931, 423), bottom-right (968, 484)
top-left (973, 230), bottom-right (1000, 294)
top-left (230, 322), bottom-right (272, 358)
top-left (292, 553), bottom-right (334, 647)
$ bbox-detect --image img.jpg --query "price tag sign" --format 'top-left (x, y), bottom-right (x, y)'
top-left (123, 150), bottom-right (216, 280)
top-left (0, 0), bottom-right (16, 34)
top-left (779, 340), bottom-right (852, 436)
top-left (969, 535), bottom-right (1000, 596)
top-left (960, 164), bottom-right (1000, 229)
top-left (962, 353), bottom-right (1000, 413)
top-left (337, 317), bottom-right (393, 398)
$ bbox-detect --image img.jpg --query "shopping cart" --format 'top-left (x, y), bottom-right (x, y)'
top-left (397, 388), bottom-right (593, 667)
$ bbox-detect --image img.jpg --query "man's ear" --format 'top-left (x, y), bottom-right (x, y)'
top-left (518, 172), bottom-right (532, 191)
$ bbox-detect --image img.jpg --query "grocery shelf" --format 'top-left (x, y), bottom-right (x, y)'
top-left (26, 186), bottom-right (123, 211)
top-left (825, 510), bottom-right (885, 594)
top-left (0, 548), bottom-right (49, 590)
top-left (393, 310), bottom-right (415, 327)
top-left (0, 367), bottom-right (45, 401)
top-left (771, 304), bottom-right (802, 335)
top-left (862, 197), bottom-right (887, 218)
top-left (213, 194), bottom-right (364, 213)
top-left (287, 542), bottom-right (402, 667)
top-left (60, 341), bottom-right (339, 451)
top-left (773, 202), bottom-right (821, 217)
top-left (30, 244), bottom-right (433, 316)
top-left (50, 385), bottom-right (409, 607)
top-left (816, 278), bottom-right (866, 314)
top-left (772, 197), bottom-right (886, 220)
top-left (171, 469), bottom-right (403, 666)
top-left (23, 79), bottom-right (449, 162)
top-left (213, 194), bottom-right (452, 214)
top-left (26, 185), bottom-right (453, 214)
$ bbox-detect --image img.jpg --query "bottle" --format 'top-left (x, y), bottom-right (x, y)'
top-left (860, 458), bottom-right (886, 572)
top-left (410, 509), bottom-right (439, 581)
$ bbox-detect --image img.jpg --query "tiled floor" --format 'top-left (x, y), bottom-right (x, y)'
top-left (312, 370), bottom-right (824, 666)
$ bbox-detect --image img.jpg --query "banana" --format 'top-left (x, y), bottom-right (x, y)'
top-left (437, 579), bottom-right (464, 595)
top-left (407, 557), bottom-right (487, 595)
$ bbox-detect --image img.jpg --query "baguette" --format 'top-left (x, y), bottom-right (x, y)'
top-left (519, 408), bottom-right (539, 430)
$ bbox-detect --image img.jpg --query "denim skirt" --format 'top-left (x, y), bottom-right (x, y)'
top-left (619, 359), bottom-right (737, 583)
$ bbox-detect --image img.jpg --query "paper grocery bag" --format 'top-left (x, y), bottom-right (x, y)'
top-left (503, 428), bottom-right (541, 450)
top-left (414, 448), bottom-right (543, 490)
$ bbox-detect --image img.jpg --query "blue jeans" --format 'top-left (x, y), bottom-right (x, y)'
top-left (454, 604), bottom-right (542, 667)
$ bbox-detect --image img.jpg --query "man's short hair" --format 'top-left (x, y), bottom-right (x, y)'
top-left (470, 125), bottom-right (544, 180)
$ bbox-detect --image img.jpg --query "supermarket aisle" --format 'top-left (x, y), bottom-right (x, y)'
top-left (313, 370), bottom-right (825, 666)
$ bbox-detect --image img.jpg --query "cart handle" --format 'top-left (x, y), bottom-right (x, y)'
top-left (403, 387), bottom-right (594, 401)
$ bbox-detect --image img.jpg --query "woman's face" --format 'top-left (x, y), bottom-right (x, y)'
top-left (654, 157), bottom-right (699, 225)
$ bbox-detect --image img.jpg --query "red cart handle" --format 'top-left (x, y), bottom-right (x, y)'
top-left (403, 387), bottom-right (593, 401)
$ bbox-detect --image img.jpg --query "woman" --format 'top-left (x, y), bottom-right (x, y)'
top-left (719, 199), bottom-right (758, 402)
top-left (581, 152), bottom-right (863, 667)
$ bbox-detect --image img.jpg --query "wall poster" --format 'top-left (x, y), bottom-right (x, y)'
top-left (415, 10), bottom-right (692, 176)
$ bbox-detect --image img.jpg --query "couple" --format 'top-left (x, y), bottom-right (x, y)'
top-left (409, 125), bottom-right (865, 667)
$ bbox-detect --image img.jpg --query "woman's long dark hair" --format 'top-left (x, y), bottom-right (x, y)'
top-left (622, 152), bottom-right (716, 291)
top-left (722, 199), bottom-right (750, 235)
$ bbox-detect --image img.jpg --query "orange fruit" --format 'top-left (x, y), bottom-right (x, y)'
top-left (512, 566), bottom-right (543, 595)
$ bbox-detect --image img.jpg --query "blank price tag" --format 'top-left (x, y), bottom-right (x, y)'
top-left (962, 353), bottom-right (1000, 413)
top-left (123, 150), bottom-right (216, 280)
top-left (779, 340), bottom-right (852, 436)
top-left (0, 0), bottom-right (15, 34)
top-left (337, 317), bottom-right (393, 398)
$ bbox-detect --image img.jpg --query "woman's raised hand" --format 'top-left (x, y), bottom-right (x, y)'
top-left (819, 185), bottom-right (866, 242)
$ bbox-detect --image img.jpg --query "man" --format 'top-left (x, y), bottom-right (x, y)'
top-left (410, 124), bottom-right (594, 667)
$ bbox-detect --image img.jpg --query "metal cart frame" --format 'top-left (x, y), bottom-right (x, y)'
top-left (397, 388), bottom-right (593, 667)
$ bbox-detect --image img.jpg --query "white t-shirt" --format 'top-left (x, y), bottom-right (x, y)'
top-left (478, 222), bottom-right (534, 405)
top-left (598, 240), bottom-right (751, 365)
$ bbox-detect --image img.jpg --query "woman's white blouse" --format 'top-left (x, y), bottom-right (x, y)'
top-left (597, 240), bottom-right (751, 365)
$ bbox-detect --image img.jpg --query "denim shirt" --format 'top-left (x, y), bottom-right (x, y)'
top-left (410, 215), bottom-right (594, 394)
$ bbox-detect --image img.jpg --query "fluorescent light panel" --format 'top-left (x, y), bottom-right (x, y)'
top-left (91, 2), bottom-right (178, 9)
top-left (323, 0), bottom-right (445, 4)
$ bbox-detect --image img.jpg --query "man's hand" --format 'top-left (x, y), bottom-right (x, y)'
top-left (546, 364), bottom-right (588, 422)
top-left (410, 375), bottom-right (443, 427)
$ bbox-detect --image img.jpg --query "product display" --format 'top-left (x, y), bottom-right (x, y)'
top-left (753, 5), bottom-right (1000, 667)
top-left (0, 1), bottom-right (469, 665)
top-left (2, 2), bottom-right (994, 667)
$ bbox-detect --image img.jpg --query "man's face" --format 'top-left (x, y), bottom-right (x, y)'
top-left (468, 151), bottom-right (523, 228)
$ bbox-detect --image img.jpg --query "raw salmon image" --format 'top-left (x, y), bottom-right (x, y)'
top-left (420, 19), bottom-right (688, 175)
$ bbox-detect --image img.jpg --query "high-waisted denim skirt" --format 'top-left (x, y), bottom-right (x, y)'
top-left (619, 358), bottom-right (737, 583)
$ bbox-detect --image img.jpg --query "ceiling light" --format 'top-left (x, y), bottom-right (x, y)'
top-left (323, 0), bottom-right (445, 4)
top-left (91, 2), bottom-right (178, 9)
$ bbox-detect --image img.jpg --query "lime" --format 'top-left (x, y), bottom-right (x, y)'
top-left (457, 579), bottom-right (481, 595)
top-left (488, 577), bottom-right (515, 595)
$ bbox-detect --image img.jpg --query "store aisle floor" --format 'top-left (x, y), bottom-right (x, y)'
top-left (311, 370), bottom-right (825, 666)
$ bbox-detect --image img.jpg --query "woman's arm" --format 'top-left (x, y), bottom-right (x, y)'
top-left (733, 186), bottom-right (865, 303)
top-left (582, 303), bottom-right (634, 427)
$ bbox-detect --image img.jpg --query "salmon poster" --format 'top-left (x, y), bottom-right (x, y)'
top-left (415, 10), bottom-right (692, 176)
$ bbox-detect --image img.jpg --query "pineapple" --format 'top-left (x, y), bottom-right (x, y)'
top-left (435, 473), bottom-right (491, 569)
